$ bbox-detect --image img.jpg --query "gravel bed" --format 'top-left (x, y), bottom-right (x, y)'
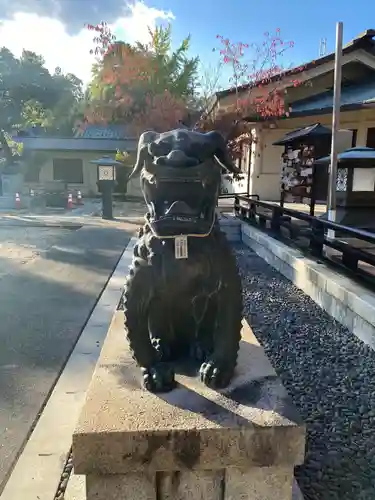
top-left (234, 243), bottom-right (375, 500)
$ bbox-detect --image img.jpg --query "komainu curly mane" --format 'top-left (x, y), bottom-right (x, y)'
top-left (123, 128), bottom-right (243, 393)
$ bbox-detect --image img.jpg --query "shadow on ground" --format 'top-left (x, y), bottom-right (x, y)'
top-left (41, 224), bottom-right (132, 272)
top-left (0, 222), bottom-right (133, 490)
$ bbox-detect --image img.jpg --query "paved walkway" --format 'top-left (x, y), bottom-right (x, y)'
top-left (0, 208), bottom-right (143, 492)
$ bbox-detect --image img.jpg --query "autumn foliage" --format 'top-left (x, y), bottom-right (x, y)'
top-left (83, 22), bottom-right (306, 160)
top-left (83, 22), bottom-right (197, 136)
top-left (197, 29), bottom-right (308, 157)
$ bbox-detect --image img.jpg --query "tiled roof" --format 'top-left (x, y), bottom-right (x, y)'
top-left (12, 136), bottom-right (137, 152)
top-left (216, 29), bottom-right (375, 99)
top-left (272, 123), bottom-right (332, 146)
top-left (75, 124), bottom-right (131, 139)
top-left (16, 125), bottom-right (45, 137)
top-left (290, 77), bottom-right (375, 115)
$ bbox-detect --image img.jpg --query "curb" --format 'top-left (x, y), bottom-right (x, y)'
top-left (0, 237), bottom-right (137, 500)
top-left (0, 220), bottom-right (83, 229)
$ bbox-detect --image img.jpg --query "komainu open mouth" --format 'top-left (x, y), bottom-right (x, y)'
top-left (130, 128), bottom-right (241, 238)
top-left (142, 166), bottom-right (220, 237)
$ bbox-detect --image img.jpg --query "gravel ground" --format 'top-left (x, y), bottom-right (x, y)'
top-left (234, 243), bottom-right (375, 500)
top-left (54, 450), bottom-right (73, 500)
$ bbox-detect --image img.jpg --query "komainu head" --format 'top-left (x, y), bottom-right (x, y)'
top-left (130, 129), bottom-right (241, 237)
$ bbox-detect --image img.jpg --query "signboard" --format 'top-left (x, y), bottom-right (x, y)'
top-left (98, 165), bottom-right (116, 181)
top-left (175, 235), bottom-right (188, 259)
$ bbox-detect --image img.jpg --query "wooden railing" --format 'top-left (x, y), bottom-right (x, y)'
top-left (227, 194), bottom-right (375, 287)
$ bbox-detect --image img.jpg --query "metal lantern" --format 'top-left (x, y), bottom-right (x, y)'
top-left (315, 147), bottom-right (375, 229)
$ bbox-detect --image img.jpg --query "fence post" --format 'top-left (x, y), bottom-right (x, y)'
top-left (270, 206), bottom-right (282, 234)
top-left (309, 219), bottom-right (325, 257)
top-left (234, 196), bottom-right (240, 217)
top-left (240, 206), bottom-right (248, 219)
top-left (248, 202), bottom-right (256, 221)
top-left (342, 252), bottom-right (359, 271)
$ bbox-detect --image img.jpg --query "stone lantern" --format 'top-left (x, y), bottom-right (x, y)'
top-left (315, 146), bottom-right (375, 229)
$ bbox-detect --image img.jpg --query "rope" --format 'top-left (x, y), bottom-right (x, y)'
top-left (144, 213), bottom-right (216, 239)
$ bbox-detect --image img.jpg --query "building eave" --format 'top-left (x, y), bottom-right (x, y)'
top-left (215, 29), bottom-right (375, 100)
top-left (288, 102), bottom-right (375, 119)
top-left (12, 137), bottom-right (137, 153)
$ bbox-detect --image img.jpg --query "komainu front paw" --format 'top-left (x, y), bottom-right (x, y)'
top-left (141, 364), bottom-right (176, 393)
top-left (199, 360), bottom-right (234, 389)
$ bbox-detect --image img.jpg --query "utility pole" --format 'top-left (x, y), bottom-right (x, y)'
top-left (327, 22), bottom-right (343, 238)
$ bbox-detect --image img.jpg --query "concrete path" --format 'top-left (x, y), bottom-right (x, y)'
top-left (0, 214), bottom-right (141, 492)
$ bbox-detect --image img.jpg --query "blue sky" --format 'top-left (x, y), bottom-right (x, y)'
top-left (140, 0), bottom-right (375, 88)
top-left (1, 0), bottom-right (374, 87)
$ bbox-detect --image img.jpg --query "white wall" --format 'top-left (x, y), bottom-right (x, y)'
top-left (24, 150), bottom-right (142, 198)
top-left (249, 128), bottom-right (285, 201)
top-left (37, 150), bottom-right (99, 196)
top-left (221, 145), bottom-right (250, 194)
top-left (248, 113), bottom-right (364, 201)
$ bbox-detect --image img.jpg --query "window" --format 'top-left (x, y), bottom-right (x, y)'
top-left (352, 168), bottom-right (375, 192)
top-left (350, 129), bottom-right (357, 147)
top-left (24, 165), bottom-right (40, 182)
top-left (53, 158), bottom-right (83, 184)
top-left (366, 128), bottom-right (375, 148)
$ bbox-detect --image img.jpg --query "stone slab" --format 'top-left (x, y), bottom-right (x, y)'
top-left (73, 312), bottom-right (305, 474)
top-left (241, 223), bottom-right (375, 350)
top-left (225, 466), bottom-right (293, 500)
top-left (158, 470), bottom-right (224, 499)
top-left (82, 468), bottom-right (301, 500)
top-left (86, 472), bottom-right (155, 500)
top-left (64, 472), bottom-right (305, 500)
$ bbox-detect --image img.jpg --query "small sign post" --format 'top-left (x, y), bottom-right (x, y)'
top-left (90, 156), bottom-right (123, 220)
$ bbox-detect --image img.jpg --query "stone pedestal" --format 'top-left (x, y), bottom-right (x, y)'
top-left (73, 312), bottom-right (305, 500)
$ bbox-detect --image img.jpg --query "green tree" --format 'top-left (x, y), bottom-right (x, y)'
top-left (0, 47), bottom-right (84, 135)
top-left (21, 99), bottom-right (54, 128)
top-left (85, 23), bottom-right (200, 133)
top-left (134, 25), bottom-right (199, 99)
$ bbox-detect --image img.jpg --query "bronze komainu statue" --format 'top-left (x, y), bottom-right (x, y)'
top-left (124, 128), bottom-right (243, 393)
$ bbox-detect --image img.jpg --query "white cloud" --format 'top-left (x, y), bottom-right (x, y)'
top-left (0, 1), bottom-right (175, 85)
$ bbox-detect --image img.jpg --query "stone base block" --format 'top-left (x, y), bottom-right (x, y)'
top-left (73, 312), bottom-right (305, 499)
top-left (86, 466), bottom-right (294, 500)
top-left (225, 466), bottom-right (293, 500)
top-left (86, 472), bottom-right (155, 500)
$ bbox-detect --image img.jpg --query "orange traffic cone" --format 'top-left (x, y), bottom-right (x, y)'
top-left (15, 192), bottom-right (21, 209)
top-left (77, 190), bottom-right (83, 205)
top-left (67, 193), bottom-right (73, 210)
